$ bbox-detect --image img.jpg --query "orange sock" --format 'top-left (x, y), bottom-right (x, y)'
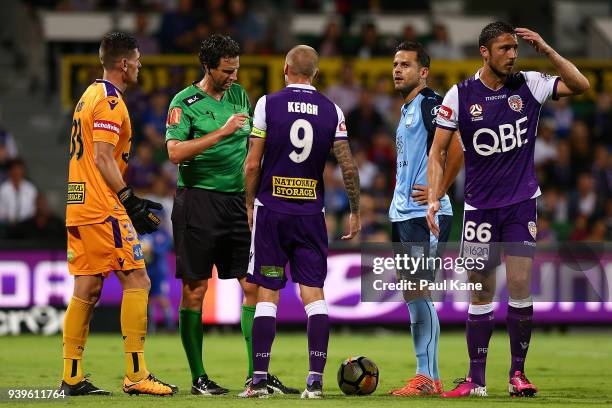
top-left (121, 289), bottom-right (149, 381)
top-left (62, 296), bottom-right (94, 385)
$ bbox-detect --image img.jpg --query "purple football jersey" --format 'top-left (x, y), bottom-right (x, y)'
top-left (251, 84), bottom-right (347, 215)
top-left (436, 71), bottom-right (559, 209)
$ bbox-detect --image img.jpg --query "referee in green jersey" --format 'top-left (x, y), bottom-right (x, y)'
top-left (166, 35), bottom-right (297, 395)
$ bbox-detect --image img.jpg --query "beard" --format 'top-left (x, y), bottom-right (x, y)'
top-left (489, 61), bottom-right (512, 78)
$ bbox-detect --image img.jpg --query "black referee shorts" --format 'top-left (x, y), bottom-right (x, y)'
top-left (171, 187), bottom-right (250, 281)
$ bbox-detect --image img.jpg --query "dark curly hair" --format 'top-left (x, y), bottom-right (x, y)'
top-left (479, 21), bottom-right (515, 49)
top-left (198, 34), bottom-right (241, 70)
top-left (99, 32), bottom-right (138, 70)
top-left (396, 41), bottom-right (430, 68)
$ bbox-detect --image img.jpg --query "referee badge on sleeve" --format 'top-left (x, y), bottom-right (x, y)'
top-left (167, 107), bottom-right (182, 126)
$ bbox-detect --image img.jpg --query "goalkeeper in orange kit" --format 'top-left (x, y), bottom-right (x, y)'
top-left (61, 32), bottom-right (177, 396)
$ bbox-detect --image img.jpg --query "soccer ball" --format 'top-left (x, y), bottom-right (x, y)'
top-left (337, 356), bottom-right (379, 395)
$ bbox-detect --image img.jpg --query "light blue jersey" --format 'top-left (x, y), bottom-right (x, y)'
top-left (389, 87), bottom-right (452, 222)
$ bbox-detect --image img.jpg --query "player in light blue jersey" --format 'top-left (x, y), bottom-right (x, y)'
top-left (387, 42), bottom-right (464, 397)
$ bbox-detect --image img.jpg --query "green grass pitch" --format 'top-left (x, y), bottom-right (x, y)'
top-left (1, 331), bottom-right (610, 407)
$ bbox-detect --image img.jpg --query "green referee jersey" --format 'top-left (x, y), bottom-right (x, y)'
top-left (165, 82), bottom-right (252, 192)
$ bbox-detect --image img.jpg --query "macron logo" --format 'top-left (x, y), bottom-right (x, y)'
top-left (108, 100), bottom-right (119, 110)
top-left (93, 120), bottom-right (120, 135)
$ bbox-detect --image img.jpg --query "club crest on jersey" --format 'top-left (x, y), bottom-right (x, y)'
top-left (528, 221), bottom-right (537, 240)
top-left (404, 114), bottom-right (414, 127)
top-left (469, 104), bottom-right (483, 121)
top-left (431, 105), bottom-right (441, 116)
top-left (508, 95), bottom-right (523, 112)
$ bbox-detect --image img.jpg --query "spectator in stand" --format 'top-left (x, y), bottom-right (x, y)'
top-left (534, 118), bottom-right (558, 166)
top-left (568, 172), bottom-right (599, 220)
top-left (346, 89), bottom-right (385, 150)
top-left (229, 0), bottom-right (264, 54)
top-left (0, 115), bottom-right (19, 159)
top-left (0, 158), bottom-right (37, 225)
top-left (587, 219), bottom-right (608, 241)
top-left (538, 187), bottom-right (568, 223)
top-left (568, 119), bottom-right (592, 174)
top-left (323, 160), bottom-right (348, 238)
top-left (395, 24), bottom-right (418, 49)
top-left (317, 19), bottom-right (345, 57)
top-left (426, 23), bottom-right (464, 60)
top-left (6, 193), bottom-right (65, 241)
top-left (132, 12), bottom-right (160, 55)
top-left (142, 91), bottom-right (170, 162)
top-left (354, 22), bottom-right (388, 58)
top-left (605, 199), bottom-right (612, 239)
top-left (359, 193), bottom-right (390, 242)
top-left (591, 144), bottom-right (611, 201)
top-left (569, 214), bottom-right (589, 241)
top-left (145, 174), bottom-right (174, 237)
top-left (325, 61), bottom-right (361, 114)
top-left (544, 97), bottom-right (573, 138)
top-left (349, 149), bottom-right (378, 190)
top-left (593, 92), bottom-right (611, 142)
top-left (126, 143), bottom-right (160, 193)
top-left (367, 130), bottom-right (396, 174)
top-left (372, 74), bottom-right (393, 118)
top-left (0, 140), bottom-right (10, 184)
top-left (367, 171), bottom-right (391, 217)
top-left (548, 139), bottom-right (574, 189)
top-left (536, 213), bottom-right (557, 243)
top-left (158, 0), bottom-right (198, 53)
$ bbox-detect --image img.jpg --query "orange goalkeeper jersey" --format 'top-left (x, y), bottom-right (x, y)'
top-left (66, 79), bottom-right (132, 226)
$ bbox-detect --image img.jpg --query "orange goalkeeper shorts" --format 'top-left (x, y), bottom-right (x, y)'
top-left (66, 216), bottom-right (146, 276)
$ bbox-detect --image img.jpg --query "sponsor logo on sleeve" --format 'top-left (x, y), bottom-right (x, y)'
top-left (431, 105), bottom-right (441, 116)
top-left (166, 107), bottom-right (182, 126)
top-left (338, 120), bottom-right (346, 132)
top-left (438, 105), bottom-right (453, 120)
top-left (93, 120), bottom-right (121, 135)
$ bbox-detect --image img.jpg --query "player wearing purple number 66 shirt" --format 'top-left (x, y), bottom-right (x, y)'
top-left (427, 22), bottom-right (589, 398)
top-left (240, 45), bottom-right (361, 399)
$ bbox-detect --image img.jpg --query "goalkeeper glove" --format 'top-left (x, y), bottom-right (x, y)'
top-left (117, 186), bottom-right (163, 234)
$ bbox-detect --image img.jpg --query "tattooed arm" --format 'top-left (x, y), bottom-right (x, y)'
top-left (332, 139), bottom-right (361, 240)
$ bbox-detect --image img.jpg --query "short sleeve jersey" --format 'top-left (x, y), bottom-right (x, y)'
top-left (436, 70), bottom-right (559, 209)
top-left (66, 79), bottom-right (132, 226)
top-left (165, 82), bottom-right (252, 192)
top-left (389, 87), bottom-right (452, 222)
top-left (251, 84), bottom-right (347, 215)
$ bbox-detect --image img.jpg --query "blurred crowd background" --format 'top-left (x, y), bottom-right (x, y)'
top-left (0, 0), bottom-right (610, 247)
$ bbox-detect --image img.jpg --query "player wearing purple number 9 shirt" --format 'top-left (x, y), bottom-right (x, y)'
top-left (427, 22), bottom-right (589, 398)
top-left (240, 45), bottom-right (361, 400)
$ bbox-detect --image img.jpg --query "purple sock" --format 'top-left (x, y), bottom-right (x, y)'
top-left (307, 313), bottom-right (329, 386)
top-left (466, 311), bottom-right (494, 386)
top-left (507, 304), bottom-right (533, 378)
top-left (252, 316), bottom-right (276, 384)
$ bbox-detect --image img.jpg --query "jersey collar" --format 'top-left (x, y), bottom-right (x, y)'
top-left (95, 79), bottom-right (123, 95)
top-left (287, 83), bottom-right (316, 91)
